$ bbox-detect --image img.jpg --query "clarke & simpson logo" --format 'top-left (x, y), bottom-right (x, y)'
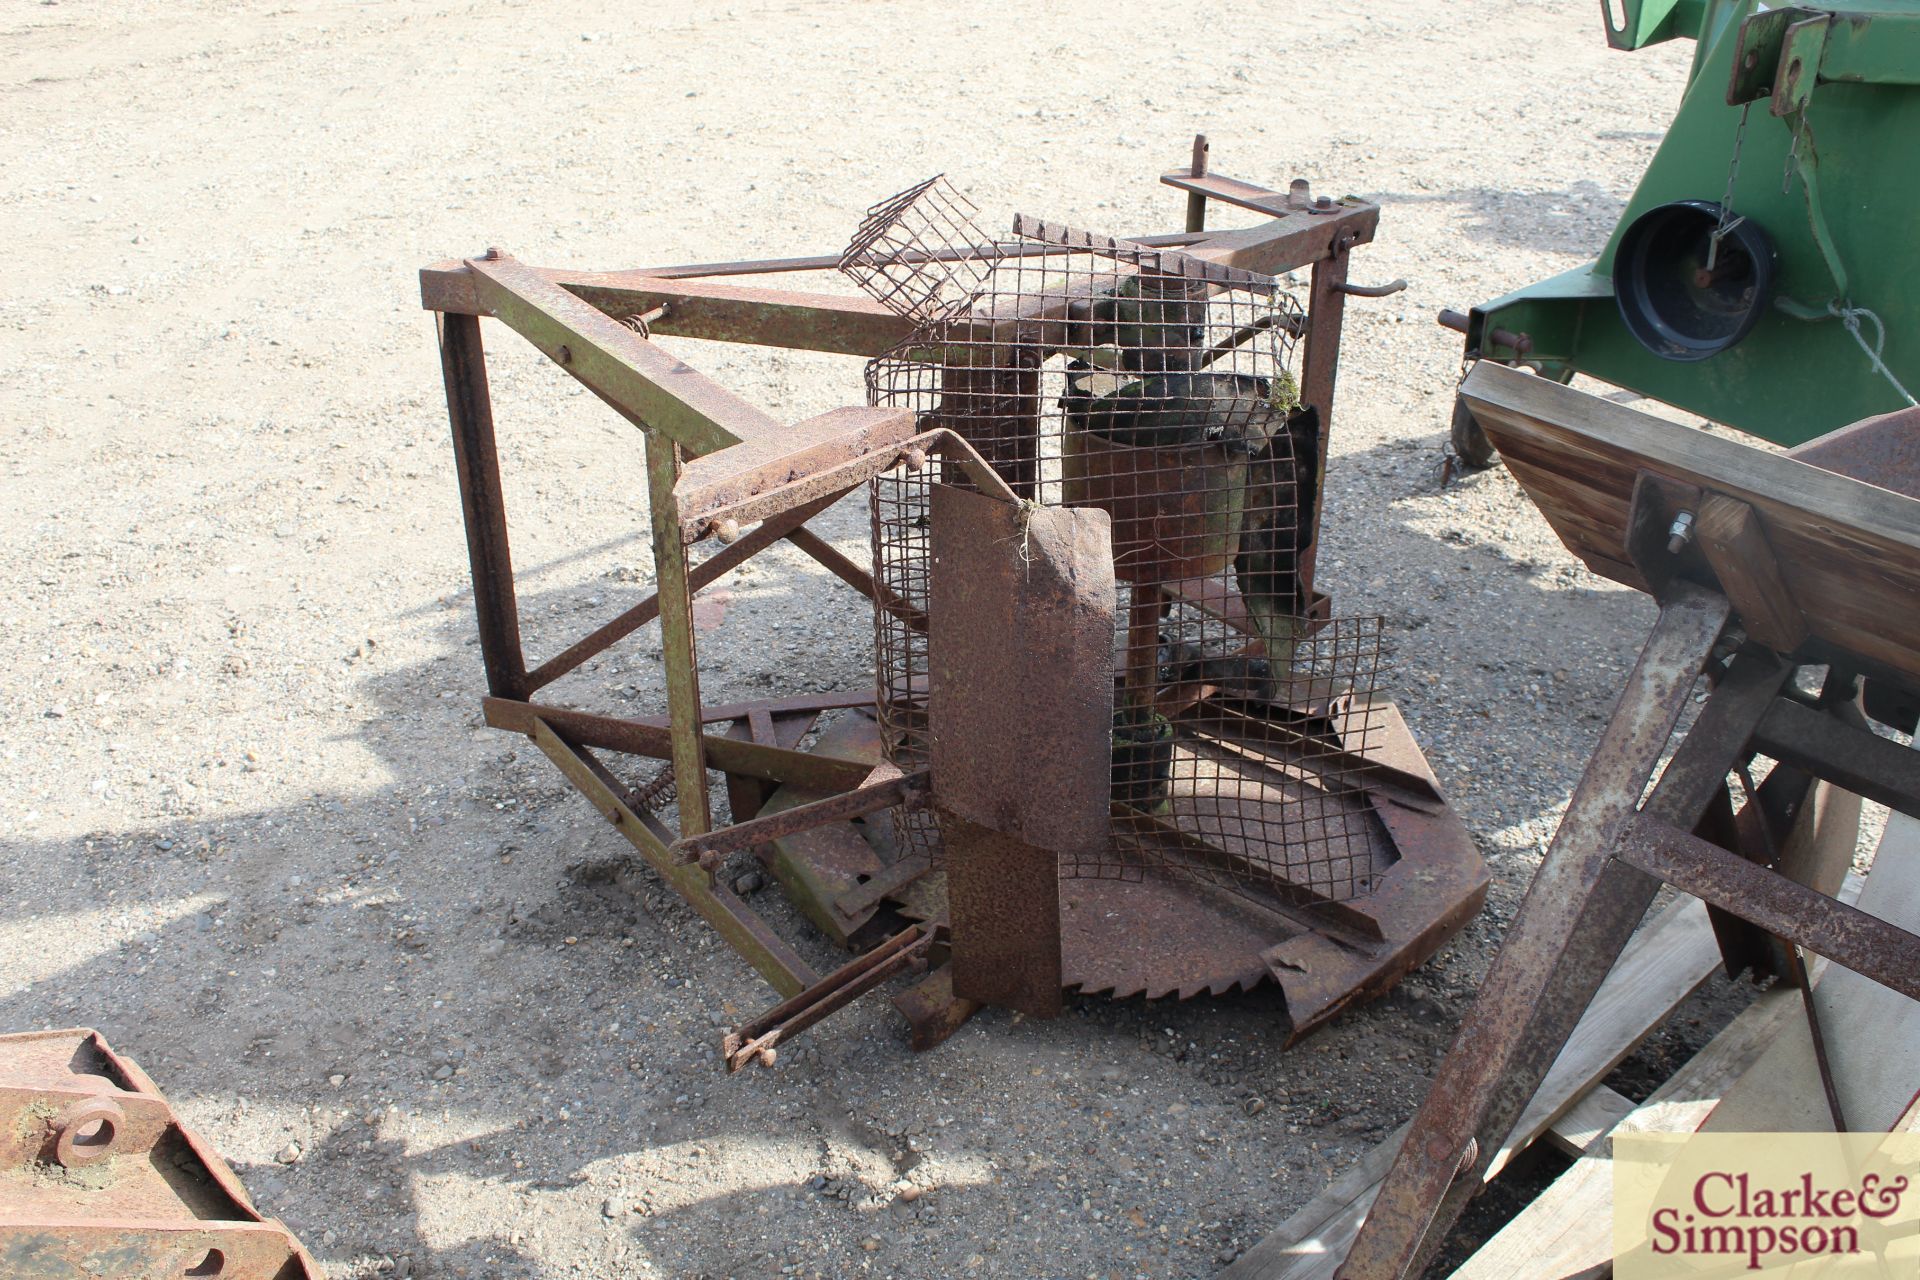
top-left (1615, 1133), bottom-right (1920, 1277)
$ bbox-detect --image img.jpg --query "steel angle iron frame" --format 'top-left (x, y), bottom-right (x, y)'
top-left (419, 142), bottom-right (1413, 1058)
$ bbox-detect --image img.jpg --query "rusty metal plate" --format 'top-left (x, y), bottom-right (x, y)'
top-left (929, 483), bottom-right (1116, 1015)
top-left (0, 1028), bottom-right (321, 1280)
top-left (769, 691), bottom-right (1484, 1040)
top-left (928, 484), bottom-right (1116, 850)
top-left (1059, 874), bottom-right (1282, 1000)
top-left (1788, 404), bottom-right (1920, 499)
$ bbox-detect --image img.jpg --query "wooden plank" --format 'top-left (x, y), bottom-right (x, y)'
top-left (1489, 894), bottom-right (1720, 1176)
top-left (1218, 1096), bottom-right (1630, 1280)
top-left (1447, 873), bottom-right (1868, 1280)
top-left (1220, 892), bottom-right (1724, 1280)
top-left (1540, 1085), bottom-right (1635, 1159)
top-left (1693, 493), bottom-right (1807, 653)
top-left (1462, 362), bottom-right (1920, 686)
top-left (1448, 986), bottom-right (1803, 1280)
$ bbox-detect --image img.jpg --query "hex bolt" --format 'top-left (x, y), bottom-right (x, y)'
top-left (1667, 510), bottom-right (1697, 555)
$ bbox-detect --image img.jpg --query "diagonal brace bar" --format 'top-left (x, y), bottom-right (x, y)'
top-left (670, 770), bottom-right (929, 868)
top-left (1617, 814), bottom-right (1920, 1000)
top-left (465, 253), bottom-right (783, 457)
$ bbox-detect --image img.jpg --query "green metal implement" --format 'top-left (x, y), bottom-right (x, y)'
top-left (1455, 0), bottom-right (1920, 446)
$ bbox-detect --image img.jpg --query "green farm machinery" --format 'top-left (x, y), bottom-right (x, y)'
top-left (1448, 0), bottom-right (1920, 463)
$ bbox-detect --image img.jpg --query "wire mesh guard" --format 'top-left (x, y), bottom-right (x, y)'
top-left (844, 178), bottom-right (1391, 906)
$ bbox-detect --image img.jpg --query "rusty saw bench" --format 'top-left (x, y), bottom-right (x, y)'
top-left (419, 152), bottom-right (1493, 1063)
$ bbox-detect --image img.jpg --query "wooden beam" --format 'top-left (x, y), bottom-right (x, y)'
top-left (1430, 872), bottom-right (1867, 1280)
top-left (1694, 493), bottom-right (1808, 653)
top-left (1540, 1086), bottom-right (1635, 1158)
top-left (1462, 362), bottom-right (1920, 687)
top-left (1448, 985), bottom-right (1805, 1280)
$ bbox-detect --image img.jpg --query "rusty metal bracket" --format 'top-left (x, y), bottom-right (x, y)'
top-left (0, 1028), bottom-right (322, 1280)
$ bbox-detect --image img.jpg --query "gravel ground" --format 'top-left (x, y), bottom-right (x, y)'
top-left (0, 3), bottom-right (1820, 1277)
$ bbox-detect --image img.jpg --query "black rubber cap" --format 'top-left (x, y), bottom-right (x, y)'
top-left (1613, 199), bottom-right (1776, 362)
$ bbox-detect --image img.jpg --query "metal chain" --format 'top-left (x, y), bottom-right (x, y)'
top-left (1782, 108), bottom-right (1809, 195)
top-left (1706, 104), bottom-right (1751, 272)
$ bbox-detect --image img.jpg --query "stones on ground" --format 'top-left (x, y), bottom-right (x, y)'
top-left (733, 870), bottom-right (764, 895)
top-left (276, 1141), bottom-right (301, 1165)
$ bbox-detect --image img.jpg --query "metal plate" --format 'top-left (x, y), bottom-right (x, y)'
top-left (929, 484), bottom-right (1116, 1014)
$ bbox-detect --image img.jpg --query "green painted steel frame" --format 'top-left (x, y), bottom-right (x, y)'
top-left (1465, 0), bottom-right (1920, 446)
